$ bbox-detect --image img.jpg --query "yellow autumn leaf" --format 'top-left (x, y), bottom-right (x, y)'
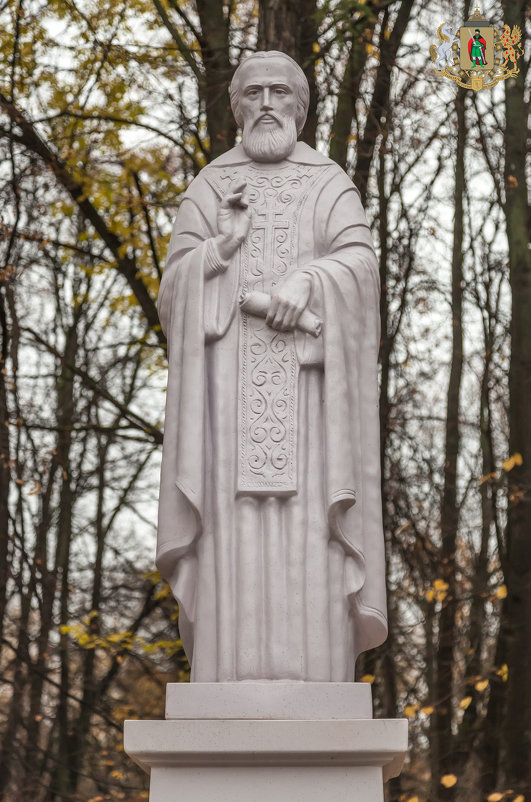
top-left (142, 569), bottom-right (162, 584)
top-left (441, 774), bottom-right (457, 788)
top-left (502, 452), bottom-right (523, 472)
top-left (487, 794), bottom-right (503, 801)
top-left (425, 589), bottom-right (435, 602)
top-left (361, 674), bottom-right (375, 684)
top-left (420, 705), bottom-right (434, 715)
top-left (459, 696), bottom-right (472, 710)
top-left (513, 796), bottom-right (524, 802)
top-left (154, 583), bottom-right (173, 600)
top-left (496, 664), bottom-right (508, 681)
top-left (110, 770), bottom-right (124, 780)
top-left (404, 704), bottom-right (419, 718)
top-left (312, 42), bottom-right (320, 53)
top-left (475, 679), bottom-right (489, 692)
top-left (495, 585), bottom-right (507, 599)
top-left (479, 471), bottom-right (497, 485)
top-left (107, 631), bottom-right (132, 643)
top-left (428, 577), bottom-right (449, 603)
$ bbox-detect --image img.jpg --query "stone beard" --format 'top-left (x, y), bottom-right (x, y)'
top-left (242, 114), bottom-right (297, 163)
top-left (156, 85), bottom-right (387, 683)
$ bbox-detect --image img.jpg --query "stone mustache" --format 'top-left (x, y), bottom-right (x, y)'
top-left (156, 51), bottom-right (387, 682)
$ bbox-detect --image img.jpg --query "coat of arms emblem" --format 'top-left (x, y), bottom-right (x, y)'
top-left (430, 5), bottom-right (522, 91)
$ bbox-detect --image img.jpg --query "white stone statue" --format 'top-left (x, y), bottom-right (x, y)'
top-left (156, 51), bottom-right (387, 682)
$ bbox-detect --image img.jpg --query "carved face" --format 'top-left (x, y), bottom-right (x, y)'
top-left (239, 57), bottom-right (299, 162)
top-left (239, 57), bottom-right (299, 133)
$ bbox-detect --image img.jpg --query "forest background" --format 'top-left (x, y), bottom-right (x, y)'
top-left (0, 0), bottom-right (529, 800)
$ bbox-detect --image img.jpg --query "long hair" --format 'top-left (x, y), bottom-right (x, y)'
top-left (229, 51), bottom-right (309, 136)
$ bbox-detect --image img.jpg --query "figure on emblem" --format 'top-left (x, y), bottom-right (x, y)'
top-left (469, 28), bottom-right (487, 66)
top-left (156, 51), bottom-right (387, 682)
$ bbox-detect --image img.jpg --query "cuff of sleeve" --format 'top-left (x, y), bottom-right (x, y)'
top-left (205, 238), bottom-right (230, 278)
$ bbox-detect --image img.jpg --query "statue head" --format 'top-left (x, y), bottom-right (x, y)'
top-left (229, 51), bottom-right (310, 162)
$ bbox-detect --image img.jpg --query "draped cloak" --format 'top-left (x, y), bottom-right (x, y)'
top-left (157, 141), bottom-right (387, 682)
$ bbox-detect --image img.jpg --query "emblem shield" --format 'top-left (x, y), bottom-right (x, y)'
top-left (430, 4), bottom-right (523, 92)
top-left (459, 24), bottom-right (494, 70)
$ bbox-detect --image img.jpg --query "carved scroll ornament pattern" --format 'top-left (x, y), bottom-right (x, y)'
top-left (239, 323), bottom-right (297, 492)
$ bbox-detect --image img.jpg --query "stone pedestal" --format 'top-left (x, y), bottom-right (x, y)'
top-left (124, 684), bottom-right (408, 802)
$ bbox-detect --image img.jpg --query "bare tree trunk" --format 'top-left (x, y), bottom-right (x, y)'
top-left (0, 106), bottom-right (19, 654)
top-left (22, 450), bottom-right (61, 796)
top-left (0, 281), bottom-right (10, 651)
top-left (376, 138), bottom-right (401, 802)
top-left (0, 286), bottom-right (28, 801)
top-left (49, 323), bottom-right (77, 799)
top-left (329, 33), bottom-right (368, 171)
top-left (66, 438), bottom-right (107, 793)
top-left (453, 323), bottom-right (496, 788)
top-left (257, 0), bottom-right (318, 145)
top-left (0, 556), bottom-right (32, 799)
top-left (502, 0), bottom-right (531, 791)
top-left (194, 0), bottom-right (237, 159)
top-left (353, 0), bottom-right (414, 204)
top-left (480, 608), bottom-right (508, 794)
top-left (432, 85), bottom-right (466, 802)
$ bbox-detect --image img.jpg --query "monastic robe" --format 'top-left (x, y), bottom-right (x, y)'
top-left (157, 141), bottom-right (387, 682)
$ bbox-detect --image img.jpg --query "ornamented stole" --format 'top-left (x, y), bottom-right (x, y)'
top-left (208, 162), bottom-right (324, 495)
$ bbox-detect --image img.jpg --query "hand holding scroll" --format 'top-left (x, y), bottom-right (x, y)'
top-left (240, 290), bottom-right (322, 338)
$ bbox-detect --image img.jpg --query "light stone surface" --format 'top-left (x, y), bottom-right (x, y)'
top-left (149, 767), bottom-right (384, 802)
top-left (124, 717), bottom-right (408, 802)
top-left (165, 681), bottom-right (373, 720)
top-left (157, 50), bottom-right (387, 682)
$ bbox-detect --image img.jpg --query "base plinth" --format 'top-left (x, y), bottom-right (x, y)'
top-left (124, 684), bottom-right (408, 802)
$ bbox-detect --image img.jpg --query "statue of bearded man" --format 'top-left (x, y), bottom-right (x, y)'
top-left (156, 51), bottom-right (387, 683)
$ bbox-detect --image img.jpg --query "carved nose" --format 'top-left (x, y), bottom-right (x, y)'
top-left (261, 88), bottom-right (272, 109)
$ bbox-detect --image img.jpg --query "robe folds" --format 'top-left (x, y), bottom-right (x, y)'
top-left (157, 141), bottom-right (387, 682)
